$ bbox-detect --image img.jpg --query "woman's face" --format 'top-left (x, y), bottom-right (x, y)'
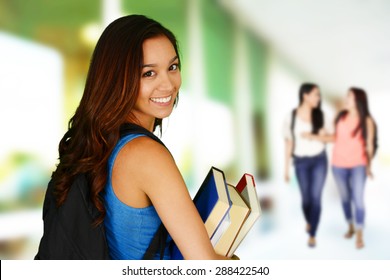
top-left (345, 90), bottom-right (356, 110)
top-left (133, 35), bottom-right (181, 129)
top-left (304, 87), bottom-right (321, 109)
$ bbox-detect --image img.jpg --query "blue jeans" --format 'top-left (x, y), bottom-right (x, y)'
top-left (332, 165), bottom-right (367, 230)
top-left (293, 151), bottom-right (328, 237)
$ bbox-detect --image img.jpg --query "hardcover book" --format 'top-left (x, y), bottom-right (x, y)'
top-left (213, 183), bottom-right (250, 256)
top-left (171, 169), bottom-right (261, 259)
top-left (227, 173), bottom-right (262, 257)
top-left (171, 167), bottom-right (232, 259)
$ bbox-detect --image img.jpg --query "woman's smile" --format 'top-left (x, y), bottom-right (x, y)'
top-left (150, 95), bottom-right (173, 105)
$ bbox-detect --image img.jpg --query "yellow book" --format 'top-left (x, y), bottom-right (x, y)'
top-left (214, 184), bottom-right (250, 256)
top-left (227, 173), bottom-right (262, 257)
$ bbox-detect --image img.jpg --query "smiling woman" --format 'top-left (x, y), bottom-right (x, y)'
top-left (35, 14), bottom-right (230, 260)
top-left (133, 36), bottom-right (181, 131)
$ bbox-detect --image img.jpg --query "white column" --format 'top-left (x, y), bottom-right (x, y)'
top-left (187, 0), bottom-right (208, 186)
top-left (233, 20), bottom-right (256, 175)
top-left (188, 0), bottom-right (206, 99)
top-left (102, 0), bottom-right (123, 27)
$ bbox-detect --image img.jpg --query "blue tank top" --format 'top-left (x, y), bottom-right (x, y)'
top-left (103, 134), bottom-right (172, 260)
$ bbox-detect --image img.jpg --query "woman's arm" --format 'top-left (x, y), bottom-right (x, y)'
top-left (115, 136), bottom-right (228, 260)
top-left (366, 117), bottom-right (375, 178)
top-left (301, 129), bottom-right (335, 143)
top-left (284, 139), bottom-right (293, 182)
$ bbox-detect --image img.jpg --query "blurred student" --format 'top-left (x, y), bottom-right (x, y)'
top-left (284, 83), bottom-right (332, 248)
top-left (331, 87), bottom-right (376, 249)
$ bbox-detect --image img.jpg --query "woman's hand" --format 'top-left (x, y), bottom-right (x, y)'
top-left (366, 167), bottom-right (374, 179)
top-left (302, 130), bottom-right (334, 143)
top-left (301, 132), bottom-right (314, 140)
top-left (284, 139), bottom-right (293, 183)
top-left (284, 169), bottom-right (290, 183)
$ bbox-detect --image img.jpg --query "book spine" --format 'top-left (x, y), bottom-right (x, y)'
top-left (235, 175), bottom-right (247, 193)
top-left (236, 173), bottom-right (255, 193)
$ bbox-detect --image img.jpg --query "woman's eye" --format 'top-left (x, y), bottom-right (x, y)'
top-left (142, 71), bottom-right (155, 77)
top-left (169, 64), bottom-right (179, 71)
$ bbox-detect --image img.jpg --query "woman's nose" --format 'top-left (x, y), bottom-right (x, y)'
top-left (158, 72), bottom-right (175, 91)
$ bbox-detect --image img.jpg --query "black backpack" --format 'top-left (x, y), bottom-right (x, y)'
top-left (373, 122), bottom-right (379, 157)
top-left (34, 123), bottom-right (168, 260)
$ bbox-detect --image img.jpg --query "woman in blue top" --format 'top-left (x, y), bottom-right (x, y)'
top-left (51, 15), bottom-right (229, 260)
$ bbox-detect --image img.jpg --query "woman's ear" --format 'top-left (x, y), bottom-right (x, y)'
top-left (174, 92), bottom-right (179, 107)
top-left (302, 93), bottom-right (308, 103)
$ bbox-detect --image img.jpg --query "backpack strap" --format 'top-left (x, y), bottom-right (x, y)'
top-left (290, 109), bottom-right (297, 156)
top-left (119, 122), bottom-right (169, 260)
top-left (373, 121), bottom-right (378, 157)
top-left (119, 123), bottom-right (167, 149)
top-left (142, 223), bottom-right (168, 260)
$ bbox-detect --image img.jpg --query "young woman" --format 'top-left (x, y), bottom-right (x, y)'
top-left (51, 15), bottom-right (230, 260)
top-left (284, 83), bottom-right (331, 248)
top-left (332, 87), bottom-right (376, 249)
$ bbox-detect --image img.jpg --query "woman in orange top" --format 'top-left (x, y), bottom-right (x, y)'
top-left (332, 87), bottom-right (376, 249)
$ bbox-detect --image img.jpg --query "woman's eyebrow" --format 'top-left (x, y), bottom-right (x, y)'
top-left (169, 55), bottom-right (178, 64)
top-left (142, 55), bottom-right (178, 68)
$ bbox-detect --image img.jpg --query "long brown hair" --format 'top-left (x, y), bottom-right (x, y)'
top-left (53, 15), bottom-right (181, 225)
top-left (336, 87), bottom-right (371, 137)
top-left (298, 83), bottom-right (324, 134)
top-left (335, 87), bottom-right (378, 156)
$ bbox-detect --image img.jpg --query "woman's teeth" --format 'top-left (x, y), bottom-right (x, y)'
top-left (150, 96), bottom-right (172, 103)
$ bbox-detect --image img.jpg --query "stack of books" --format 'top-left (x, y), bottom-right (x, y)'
top-left (171, 166), bottom-right (262, 259)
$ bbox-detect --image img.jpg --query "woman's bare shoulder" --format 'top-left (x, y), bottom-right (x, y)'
top-left (117, 135), bottom-right (184, 196)
top-left (366, 116), bottom-right (375, 125)
top-left (118, 136), bottom-right (173, 168)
